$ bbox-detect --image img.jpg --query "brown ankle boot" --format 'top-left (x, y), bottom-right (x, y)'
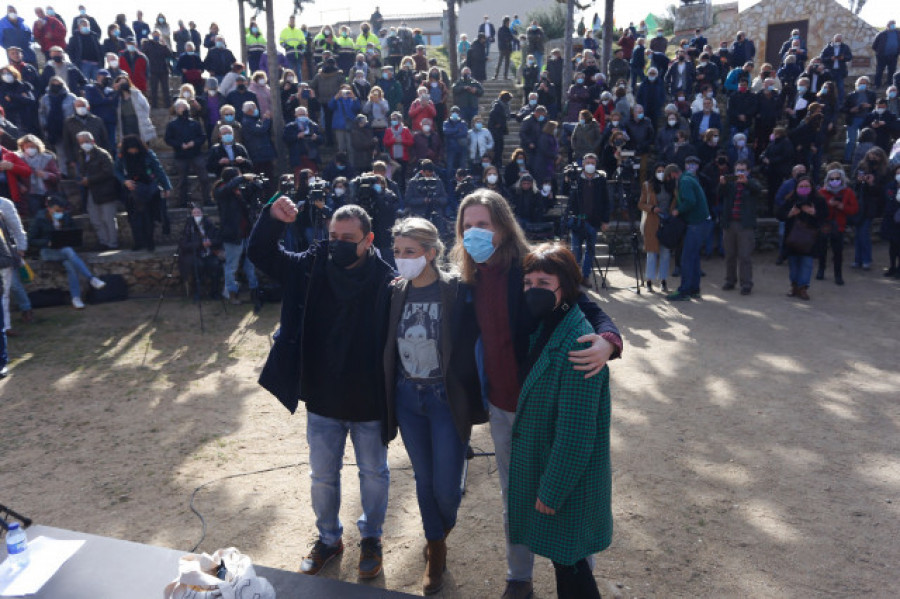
top-left (797, 286), bottom-right (810, 300)
top-left (787, 284), bottom-right (798, 297)
top-left (423, 539), bottom-right (447, 595)
top-left (422, 528), bottom-right (452, 561)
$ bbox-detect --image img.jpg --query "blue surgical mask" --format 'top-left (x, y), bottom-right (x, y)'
top-left (223, 114), bottom-right (234, 122)
top-left (475, 122), bottom-right (483, 130)
top-left (537, 115), bottom-right (545, 122)
top-left (529, 99), bottom-right (537, 106)
top-left (52, 211), bottom-right (64, 220)
top-left (80, 26), bottom-right (90, 34)
top-left (252, 109), bottom-right (259, 117)
top-left (636, 113), bottom-right (644, 120)
top-left (373, 183), bottom-right (382, 193)
top-left (222, 134), bottom-right (234, 143)
top-left (516, 158), bottom-right (524, 165)
top-left (797, 86), bottom-right (807, 94)
top-left (463, 227), bottom-right (496, 263)
top-left (450, 113), bottom-right (460, 121)
top-left (216, 41), bottom-right (224, 49)
top-left (857, 84), bottom-right (867, 92)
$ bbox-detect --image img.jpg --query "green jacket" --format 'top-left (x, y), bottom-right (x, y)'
top-left (508, 305), bottom-right (612, 566)
top-left (719, 178), bottom-right (761, 230)
top-left (677, 171), bottom-right (710, 225)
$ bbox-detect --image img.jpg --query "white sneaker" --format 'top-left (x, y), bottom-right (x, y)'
top-left (72, 297), bottom-right (85, 309)
top-left (90, 277), bottom-right (107, 290)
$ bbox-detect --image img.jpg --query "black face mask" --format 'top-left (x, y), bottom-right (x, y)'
top-left (237, 84), bottom-right (247, 92)
top-left (329, 239), bottom-right (362, 267)
top-left (51, 55), bottom-right (63, 63)
top-left (524, 287), bottom-right (559, 319)
top-left (49, 83), bottom-right (62, 93)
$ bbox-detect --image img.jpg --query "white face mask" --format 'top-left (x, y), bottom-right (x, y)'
top-left (109, 59), bottom-right (119, 68)
top-left (24, 147), bottom-right (38, 157)
top-left (1, 73), bottom-right (13, 83)
top-left (207, 89), bottom-right (217, 95)
top-left (334, 187), bottom-right (346, 196)
top-left (395, 255), bottom-right (427, 280)
top-left (584, 163), bottom-right (596, 174)
top-left (80, 142), bottom-right (94, 152)
top-left (486, 174), bottom-right (498, 184)
top-left (611, 120), bottom-right (619, 127)
top-left (655, 172), bottom-right (665, 181)
top-left (422, 125), bottom-right (431, 133)
top-left (193, 215), bottom-right (203, 225)
top-left (668, 118), bottom-right (677, 126)
top-left (541, 184), bottom-right (552, 194)
top-left (75, 106), bottom-right (88, 116)
top-left (182, 91), bottom-right (191, 98)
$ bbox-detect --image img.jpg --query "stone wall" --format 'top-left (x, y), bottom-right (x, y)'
top-left (698, 0), bottom-right (878, 76)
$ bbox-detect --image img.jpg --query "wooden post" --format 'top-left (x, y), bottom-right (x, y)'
top-left (602, 0), bottom-right (614, 76)
top-left (238, 0), bottom-right (248, 66)
top-left (562, 0), bottom-right (575, 107)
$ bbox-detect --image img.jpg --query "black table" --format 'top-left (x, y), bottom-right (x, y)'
top-left (1, 525), bottom-right (416, 598)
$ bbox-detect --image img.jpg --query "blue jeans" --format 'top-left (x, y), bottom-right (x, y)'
top-left (306, 412), bottom-right (389, 546)
top-left (40, 246), bottom-right (94, 300)
top-left (0, 297), bottom-right (6, 369)
top-left (678, 220), bottom-right (712, 295)
top-left (570, 222), bottom-right (598, 279)
top-left (703, 206), bottom-right (723, 255)
top-left (222, 240), bottom-right (258, 296)
top-left (395, 377), bottom-right (467, 541)
top-left (645, 247), bottom-right (671, 281)
top-left (789, 255), bottom-right (814, 287)
top-left (533, 51), bottom-right (544, 72)
top-left (834, 76), bottom-right (846, 106)
top-left (9, 274), bottom-right (31, 311)
top-left (79, 61), bottom-right (99, 81)
top-left (843, 116), bottom-right (864, 163)
top-left (445, 148), bottom-right (466, 181)
top-left (853, 218), bottom-right (872, 266)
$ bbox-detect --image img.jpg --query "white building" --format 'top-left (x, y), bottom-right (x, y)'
top-left (452, 0), bottom-right (547, 49)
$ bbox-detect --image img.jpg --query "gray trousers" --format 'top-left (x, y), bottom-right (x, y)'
top-left (87, 193), bottom-right (118, 248)
top-left (489, 404), bottom-right (535, 582)
top-left (723, 226), bottom-right (755, 289)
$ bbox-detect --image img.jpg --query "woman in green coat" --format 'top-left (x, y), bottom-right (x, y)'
top-left (509, 243), bottom-right (612, 598)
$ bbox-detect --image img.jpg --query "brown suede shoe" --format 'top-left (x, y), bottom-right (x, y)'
top-left (423, 538), bottom-right (447, 595)
top-left (358, 537), bottom-right (383, 579)
top-left (797, 286), bottom-right (810, 301)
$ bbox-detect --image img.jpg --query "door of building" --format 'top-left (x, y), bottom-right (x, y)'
top-left (766, 20), bottom-right (809, 66)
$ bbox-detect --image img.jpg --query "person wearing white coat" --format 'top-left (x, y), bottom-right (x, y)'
top-left (467, 115), bottom-right (494, 167)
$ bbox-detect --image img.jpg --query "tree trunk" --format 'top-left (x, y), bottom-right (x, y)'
top-left (238, 0), bottom-right (248, 65)
top-left (602, 0), bottom-right (614, 76)
top-left (265, 0), bottom-right (288, 174)
top-left (447, 0), bottom-right (459, 81)
top-left (562, 0), bottom-right (575, 114)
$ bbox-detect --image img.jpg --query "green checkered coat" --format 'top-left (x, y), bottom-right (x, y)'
top-left (508, 305), bottom-right (612, 566)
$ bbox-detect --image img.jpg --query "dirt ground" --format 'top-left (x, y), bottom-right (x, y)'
top-left (1, 251), bottom-right (899, 598)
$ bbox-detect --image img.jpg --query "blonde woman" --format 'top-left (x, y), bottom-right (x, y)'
top-left (384, 217), bottom-right (485, 594)
top-left (17, 134), bottom-right (60, 217)
top-left (363, 86), bottom-right (390, 146)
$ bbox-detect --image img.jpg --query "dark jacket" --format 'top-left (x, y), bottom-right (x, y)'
top-left (241, 115), bottom-right (277, 162)
top-left (820, 42), bottom-right (852, 78)
top-left (568, 171), bottom-right (611, 227)
top-left (66, 31), bottom-right (102, 66)
top-left (284, 119), bottom-right (322, 165)
top-left (777, 192), bottom-right (827, 256)
top-left (82, 82), bottom-right (119, 127)
top-left (142, 39), bottom-right (172, 75)
top-left (689, 111), bottom-right (722, 143)
top-left (214, 176), bottom-right (252, 244)
top-left (384, 271), bottom-right (487, 443)
top-left (206, 142), bottom-right (253, 176)
top-left (203, 47), bottom-right (237, 77)
top-left (872, 29), bottom-right (900, 58)
top-left (29, 208), bottom-right (75, 249)
top-left (77, 146), bottom-right (119, 203)
top-left (719, 177), bottom-right (762, 230)
top-left (165, 114), bottom-right (206, 160)
top-left (248, 206), bottom-right (395, 430)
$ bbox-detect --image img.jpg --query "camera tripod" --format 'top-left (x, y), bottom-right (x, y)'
top-left (595, 178), bottom-right (645, 294)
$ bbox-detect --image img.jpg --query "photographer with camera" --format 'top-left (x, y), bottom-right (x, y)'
top-left (214, 166), bottom-right (262, 311)
top-left (567, 154), bottom-right (610, 281)
top-left (178, 204), bottom-right (222, 300)
top-left (405, 159), bottom-right (448, 228)
top-left (509, 173), bottom-right (548, 230)
top-left (352, 171), bottom-right (400, 263)
top-left (298, 176), bottom-right (334, 246)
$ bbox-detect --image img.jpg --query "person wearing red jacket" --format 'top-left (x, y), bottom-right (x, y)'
top-left (118, 38), bottom-right (149, 93)
top-left (33, 8), bottom-right (67, 60)
top-left (0, 146), bottom-right (33, 219)
top-left (817, 165), bottom-right (859, 285)
top-left (382, 111), bottom-right (413, 180)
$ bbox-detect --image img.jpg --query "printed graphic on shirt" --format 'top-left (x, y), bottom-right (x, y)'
top-left (398, 298), bottom-right (441, 379)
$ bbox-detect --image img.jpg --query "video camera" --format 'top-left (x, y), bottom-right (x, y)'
top-left (455, 175), bottom-right (477, 199)
top-left (417, 176), bottom-right (442, 200)
top-left (279, 174), bottom-right (296, 199)
top-left (236, 173), bottom-right (269, 221)
top-left (308, 179), bottom-right (329, 202)
top-left (616, 150), bottom-right (640, 181)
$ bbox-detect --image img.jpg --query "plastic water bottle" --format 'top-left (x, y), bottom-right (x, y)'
top-left (5, 523), bottom-right (29, 568)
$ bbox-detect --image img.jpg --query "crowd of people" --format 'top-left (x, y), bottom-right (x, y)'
top-left (1, 6), bottom-right (900, 596)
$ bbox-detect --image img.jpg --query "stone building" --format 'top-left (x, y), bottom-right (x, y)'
top-left (677, 0), bottom-right (880, 76)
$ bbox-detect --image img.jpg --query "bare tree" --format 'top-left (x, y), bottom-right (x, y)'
top-left (264, 0), bottom-right (287, 172)
top-left (563, 0), bottom-right (575, 101)
top-left (601, 0), bottom-right (614, 76)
